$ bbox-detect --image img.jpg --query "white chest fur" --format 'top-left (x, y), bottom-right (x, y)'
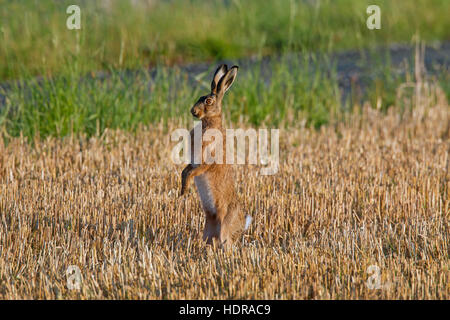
top-left (194, 174), bottom-right (217, 214)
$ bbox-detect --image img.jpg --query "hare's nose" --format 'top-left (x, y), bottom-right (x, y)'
top-left (191, 108), bottom-right (199, 117)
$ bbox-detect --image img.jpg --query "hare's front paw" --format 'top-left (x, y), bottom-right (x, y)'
top-left (180, 179), bottom-right (188, 196)
top-left (180, 186), bottom-right (187, 197)
top-left (180, 168), bottom-right (191, 196)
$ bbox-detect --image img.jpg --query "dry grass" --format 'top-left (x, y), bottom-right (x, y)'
top-left (0, 97), bottom-right (449, 299)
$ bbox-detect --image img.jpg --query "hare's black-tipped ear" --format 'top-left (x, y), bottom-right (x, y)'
top-left (217, 65), bottom-right (238, 98)
top-left (211, 64), bottom-right (228, 94)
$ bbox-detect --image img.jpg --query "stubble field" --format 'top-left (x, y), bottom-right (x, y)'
top-left (0, 95), bottom-right (448, 299)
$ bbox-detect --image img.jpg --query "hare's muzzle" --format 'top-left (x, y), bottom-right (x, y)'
top-left (191, 107), bottom-right (201, 118)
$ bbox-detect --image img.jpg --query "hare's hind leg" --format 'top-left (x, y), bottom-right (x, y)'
top-left (203, 216), bottom-right (232, 246)
top-left (219, 225), bottom-right (232, 246)
top-left (220, 203), bottom-right (243, 246)
top-left (203, 211), bottom-right (232, 246)
top-left (203, 214), bottom-right (220, 245)
top-left (202, 207), bottom-right (241, 247)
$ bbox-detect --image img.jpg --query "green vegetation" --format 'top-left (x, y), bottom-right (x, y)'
top-left (1, 0), bottom-right (448, 79)
top-left (0, 56), bottom-right (342, 139)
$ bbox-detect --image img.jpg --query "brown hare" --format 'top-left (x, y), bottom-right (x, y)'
top-left (180, 64), bottom-right (252, 246)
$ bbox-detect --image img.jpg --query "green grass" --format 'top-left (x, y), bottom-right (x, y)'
top-left (3, 48), bottom-right (447, 141)
top-left (0, 54), bottom-right (342, 139)
top-left (1, 0), bottom-right (449, 80)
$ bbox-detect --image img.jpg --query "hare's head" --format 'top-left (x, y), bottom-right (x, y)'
top-left (191, 64), bottom-right (238, 119)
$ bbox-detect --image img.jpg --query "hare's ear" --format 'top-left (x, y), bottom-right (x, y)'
top-left (217, 65), bottom-right (238, 98)
top-left (211, 64), bottom-right (228, 94)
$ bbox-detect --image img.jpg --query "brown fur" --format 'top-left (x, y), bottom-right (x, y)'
top-left (180, 65), bottom-right (245, 246)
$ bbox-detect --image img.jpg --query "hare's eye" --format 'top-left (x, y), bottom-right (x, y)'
top-left (205, 97), bottom-right (214, 105)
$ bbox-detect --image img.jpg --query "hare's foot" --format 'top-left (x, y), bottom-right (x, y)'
top-left (219, 230), bottom-right (232, 247)
top-left (203, 216), bottom-right (220, 245)
top-left (180, 165), bottom-right (193, 196)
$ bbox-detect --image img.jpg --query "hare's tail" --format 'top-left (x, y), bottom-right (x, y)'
top-left (244, 215), bottom-right (253, 231)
